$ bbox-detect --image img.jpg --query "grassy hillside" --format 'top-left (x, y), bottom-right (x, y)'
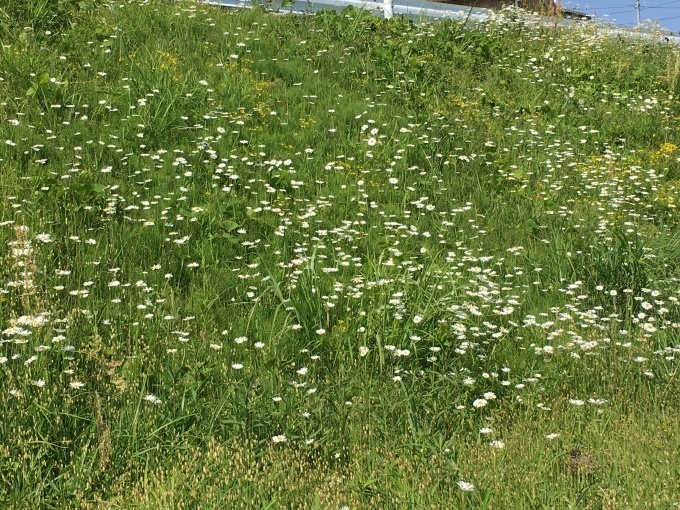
top-left (0, 1), bottom-right (679, 507)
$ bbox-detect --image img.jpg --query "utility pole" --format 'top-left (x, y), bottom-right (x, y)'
top-left (634, 0), bottom-right (641, 27)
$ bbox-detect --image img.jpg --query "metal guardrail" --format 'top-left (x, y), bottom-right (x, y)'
top-left (202, 0), bottom-right (494, 23)
top-left (200, 0), bottom-right (680, 45)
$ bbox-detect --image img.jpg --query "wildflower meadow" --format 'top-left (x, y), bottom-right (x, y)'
top-left (0, 0), bottom-right (679, 507)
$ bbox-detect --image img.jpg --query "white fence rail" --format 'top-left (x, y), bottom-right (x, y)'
top-left (202, 0), bottom-right (510, 23)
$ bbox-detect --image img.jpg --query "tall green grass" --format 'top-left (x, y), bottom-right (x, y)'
top-left (0, 1), bottom-right (678, 507)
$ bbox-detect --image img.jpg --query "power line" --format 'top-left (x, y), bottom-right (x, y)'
top-left (605, 18), bottom-right (638, 25)
top-left (596, 5), bottom-right (636, 10)
top-left (645, 0), bottom-right (680, 8)
top-left (586, 1), bottom-right (633, 21)
top-left (602, 8), bottom-right (636, 14)
top-left (590, 0), bottom-right (680, 28)
top-left (588, 0), bottom-right (679, 14)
